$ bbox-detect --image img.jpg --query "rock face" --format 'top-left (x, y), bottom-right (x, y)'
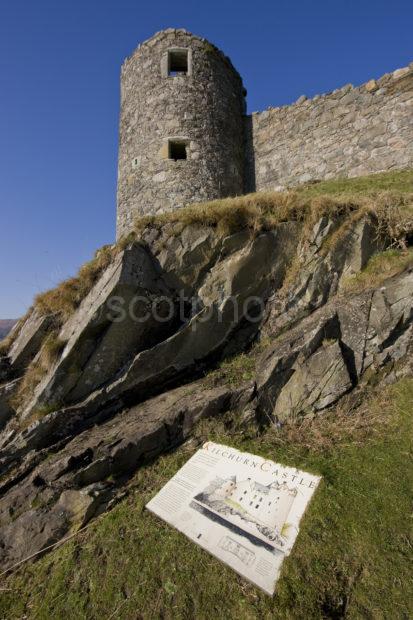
top-left (17, 225), bottom-right (298, 421)
top-left (0, 379), bottom-right (20, 430)
top-left (272, 341), bottom-right (352, 420)
top-left (0, 212), bottom-right (412, 571)
top-left (0, 381), bottom-right (253, 570)
top-left (258, 267), bottom-right (413, 422)
top-left (20, 243), bottom-right (178, 418)
top-left (264, 213), bottom-right (384, 334)
top-left (9, 311), bottom-right (52, 372)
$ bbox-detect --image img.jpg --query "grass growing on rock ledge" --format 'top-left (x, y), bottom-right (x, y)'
top-left (0, 169), bottom-right (410, 353)
top-left (134, 180), bottom-right (413, 242)
top-left (1, 170), bottom-right (412, 413)
top-left (1, 378), bottom-right (412, 619)
top-left (202, 352), bottom-right (257, 388)
top-left (342, 248), bottom-right (413, 293)
top-left (132, 169), bottom-right (412, 229)
top-left (34, 244), bottom-right (116, 321)
top-left (295, 168), bottom-right (413, 197)
top-left (9, 332), bottom-right (66, 414)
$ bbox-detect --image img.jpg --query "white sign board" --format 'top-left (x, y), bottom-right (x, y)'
top-left (146, 441), bottom-right (321, 595)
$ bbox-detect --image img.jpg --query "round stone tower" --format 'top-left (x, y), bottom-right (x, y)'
top-left (116, 29), bottom-right (246, 239)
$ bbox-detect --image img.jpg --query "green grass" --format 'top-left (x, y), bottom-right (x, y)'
top-left (1, 378), bottom-right (412, 619)
top-left (295, 169), bottom-right (413, 197)
top-left (341, 248), bottom-right (413, 293)
top-left (202, 352), bottom-right (257, 388)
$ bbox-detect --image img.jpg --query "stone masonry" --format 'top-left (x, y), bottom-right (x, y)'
top-left (246, 66), bottom-right (413, 191)
top-left (116, 29), bottom-right (246, 238)
top-left (116, 29), bottom-right (413, 238)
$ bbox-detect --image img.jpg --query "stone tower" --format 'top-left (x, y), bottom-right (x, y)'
top-left (116, 29), bottom-right (246, 239)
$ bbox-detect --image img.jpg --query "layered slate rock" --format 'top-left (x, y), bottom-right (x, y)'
top-left (272, 342), bottom-right (352, 420)
top-left (256, 311), bottom-right (342, 420)
top-left (75, 227), bottom-right (298, 409)
top-left (21, 243), bottom-right (177, 418)
top-left (8, 311), bottom-right (53, 373)
top-left (0, 212), bottom-right (412, 572)
top-left (258, 268), bottom-right (413, 422)
top-left (264, 214), bottom-right (383, 335)
top-left (19, 226), bottom-right (298, 421)
top-left (0, 380), bottom-right (253, 571)
top-left (0, 379), bottom-right (20, 430)
top-left (142, 223), bottom-right (222, 297)
top-left (337, 216), bottom-right (381, 285)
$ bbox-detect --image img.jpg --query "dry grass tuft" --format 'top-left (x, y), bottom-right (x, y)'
top-left (41, 333), bottom-right (67, 367)
top-left (10, 332), bottom-right (66, 412)
top-left (268, 387), bottom-right (397, 454)
top-left (133, 191), bottom-right (361, 238)
top-left (373, 191), bottom-right (413, 248)
top-left (34, 245), bottom-right (117, 322)
top-left (131, 172), bottom-right (412, 247)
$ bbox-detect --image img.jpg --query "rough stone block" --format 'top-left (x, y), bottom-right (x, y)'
top-left (273, 341), bottom-right (352, 420)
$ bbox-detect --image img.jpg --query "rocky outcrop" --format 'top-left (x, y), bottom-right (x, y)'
top-left (264, 213), bottom-right (384, 334)
top-left (0, 380), bottom-right (253, 571)
top-left (16, 225), bottom-right (298, 420)
top-left (20, 243), bottom-right (178, 418)
top-left (0, 379), bottom-right (20, 430)
top-left (258, 268), bottom-right (413, 422)
top-left (0, 210), bottom-right (411, 571)
top-left (8, 311), bottom-right (53, 373)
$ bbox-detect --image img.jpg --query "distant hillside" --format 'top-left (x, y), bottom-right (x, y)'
top-left (0, 319), bottom-right (17, 340)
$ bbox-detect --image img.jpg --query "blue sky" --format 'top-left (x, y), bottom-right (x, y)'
top-left (0, 0), bottom-right (412, 317)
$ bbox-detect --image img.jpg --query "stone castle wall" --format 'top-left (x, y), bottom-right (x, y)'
top-left (116, 30), bottom-right (413, 238)
top-left (116, 29), bottom-right (246, 239)
top-left (246, 65), bottom-right (413, 191)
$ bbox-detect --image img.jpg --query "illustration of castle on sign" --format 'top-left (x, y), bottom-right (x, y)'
top-left (192, 474), bottom-right (298, 550)
top-left (116, 28), bottom-right (413, 238)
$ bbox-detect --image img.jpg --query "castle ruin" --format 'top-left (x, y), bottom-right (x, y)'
top-left (116, 28), bottom-right (413, 239)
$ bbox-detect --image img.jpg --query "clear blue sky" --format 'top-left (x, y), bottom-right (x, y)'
top-left (0, 0), bottom-right (412, 317)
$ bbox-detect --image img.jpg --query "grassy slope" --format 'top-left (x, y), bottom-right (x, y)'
top-left (1, 170), bottom-right (413, 618)
top-left (295, 168), bottom-right (413, 196)
top-left (1, 379), bottom-right (412, 619)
